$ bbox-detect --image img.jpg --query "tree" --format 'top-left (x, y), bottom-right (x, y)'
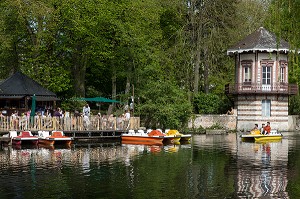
top-left (0, 0), bottom-right (71, 93)
top-left (265, 0), bottom-right (300, 113)
top-left (181, 0), bottom-right (238, 96)
top-left (1, 0), bottom-right (289, 126)
top-left (138, 79), bottom-right (192, 129)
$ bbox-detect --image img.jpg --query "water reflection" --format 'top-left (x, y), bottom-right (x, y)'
top-left (0, 133), bottom-right (299, 198)
top-left (192, 134), bottom-right (291, 198)
top-left (237, 136), bottom-right (289, 198)
top-left (0, 142), bottom-right (192, 173)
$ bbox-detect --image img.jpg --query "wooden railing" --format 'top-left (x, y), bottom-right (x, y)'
top-left (0, 116), bottom-right (140, 131)
top-left (225, 83), bottom-right (298, 95)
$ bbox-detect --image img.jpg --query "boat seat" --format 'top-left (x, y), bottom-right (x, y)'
top-left (128, 130), bottom-right (135, 135)
top-left (38, 131), bottom-right (43, 137)
top-left (20, 131), bottom-right (33, 137)
top-left (137, 130), bottom-right (144, 134)
top-left (146, 129), bottom-right (152, 134)
top-left (157, 129), bottom-right (163, 133)
top-left (270, 130), bottom-right (278, 135)
top-left (38, 131), bottom-right (50, 138)
top-left (52, 131), bottom-right (64, 137)
top-left (137, 130), bottom-right (148, 136)
top-left (9, 131), bottom-right (17, 138)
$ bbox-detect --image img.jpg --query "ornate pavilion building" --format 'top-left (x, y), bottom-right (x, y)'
top-left (225, 27), bottom-right (298, 131)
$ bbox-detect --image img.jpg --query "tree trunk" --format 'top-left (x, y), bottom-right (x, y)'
top-left (72, 49), bottom-right (86, 97)
top-left (112, 64), bottom-right (117, 101)
top-left (10, 42), bottom-right (19, 75)
top-left (204, 48), bottom-right (209, 94)
top-left (194, 50), bottom-right (200, 95)
top-left (125, 64), bottom-right (132, 95)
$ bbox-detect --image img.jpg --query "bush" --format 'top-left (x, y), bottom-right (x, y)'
top-left (138, 80), bottom-right (192, 130)
top-left (193, 92), bottom-right (222, 114)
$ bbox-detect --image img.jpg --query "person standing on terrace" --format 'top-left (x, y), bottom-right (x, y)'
top-left (83, 104), bottom-right (90, 117)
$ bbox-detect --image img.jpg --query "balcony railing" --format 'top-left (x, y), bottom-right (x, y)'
top-left (225, 82), bottom-right (298, 95)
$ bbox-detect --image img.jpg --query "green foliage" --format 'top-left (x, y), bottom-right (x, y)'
top-left (207, 123), bottom-right (223, 130)
top-left (60, 100), bottom-right (86, 114)
top-left (3, 0), bottom-right (300, 128)
top-left (193, 92), bottom-right (223, 114)
top-left (265, 0), bottom-right (300, 113)
top-left (289, 96), bottom-right (300, 115)
top-left (160, 9), bottom-right (183, 46)
top-left (138, 79), bottom-right (192, 130)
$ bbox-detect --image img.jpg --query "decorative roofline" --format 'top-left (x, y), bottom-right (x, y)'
top-left (227, 48), bottom-right (290, 55)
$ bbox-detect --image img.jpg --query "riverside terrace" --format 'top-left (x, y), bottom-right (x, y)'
top-left (0, 115), bottom-right (140, 140)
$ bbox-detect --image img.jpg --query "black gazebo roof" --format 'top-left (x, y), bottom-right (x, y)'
top-left (0, 72), bottom-right (59, 101)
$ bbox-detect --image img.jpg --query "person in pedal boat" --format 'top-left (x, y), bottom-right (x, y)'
top-left (260, 123), bottom-right (265, 135)
top-left (263, 122), bottom-right (271, 135)
top-left (250, 124), bottom-right (260, 134)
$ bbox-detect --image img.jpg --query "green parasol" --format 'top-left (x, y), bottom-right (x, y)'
top-left (72, 97), bottom-right (121, 103)
top-left (30, 94), bottom-right (36, 117)
top-left (30, 94), bottom-right (36, 126)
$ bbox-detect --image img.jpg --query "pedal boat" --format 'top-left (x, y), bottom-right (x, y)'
top-left (165, 130), bottom-right (192, 143)
top-left (11, 131), bottom-right (38, 145)
top-left (241, 129), bottom-right (283, 142)
top-left (38, 131), bottom-right (73, 146)
top-left (122, 130), bottom-right (170, 144)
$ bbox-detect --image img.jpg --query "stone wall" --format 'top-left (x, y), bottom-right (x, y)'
top-left (188, 114), bottom-right (237, 130)
top-left (188, 114), bottom-right (299, 131)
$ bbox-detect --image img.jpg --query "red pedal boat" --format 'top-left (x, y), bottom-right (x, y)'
top-left (38, 131), bottom-right (73, 146)
top-left (121, 129), bottom-right (174, 145)
top-left (12, 131), bottom-right (38, 145)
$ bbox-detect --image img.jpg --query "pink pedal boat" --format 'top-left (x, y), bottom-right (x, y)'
top-left (11, 131), bottom-right (38, 145)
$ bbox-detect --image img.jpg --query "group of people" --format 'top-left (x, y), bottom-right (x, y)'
top-left (252, 122), bottom-right (271, 135)
top-left (81, 103), bottom-right (131, 130)
top-left (0, 103), bottom-right (132, 130)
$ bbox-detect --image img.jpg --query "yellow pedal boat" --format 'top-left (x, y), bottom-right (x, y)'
top-left (241, 129), bottom-right (283, 142)
top-left (165, 130), bottom-right (192, 142)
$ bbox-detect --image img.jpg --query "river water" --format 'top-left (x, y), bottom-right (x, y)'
top-left (0, 132), bottom-right (299, 199)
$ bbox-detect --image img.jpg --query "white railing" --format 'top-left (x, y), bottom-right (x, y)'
top-left (225, 83), bottom-right (298, 95)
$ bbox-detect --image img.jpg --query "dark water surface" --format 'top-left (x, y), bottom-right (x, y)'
top-left (0, 132), bottom-right (300, 199)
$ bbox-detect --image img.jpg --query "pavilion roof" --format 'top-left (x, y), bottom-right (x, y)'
top-left (227, 27), bottom-right (289, 55)
top-left (0, 72), bottom-right (59, 100)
